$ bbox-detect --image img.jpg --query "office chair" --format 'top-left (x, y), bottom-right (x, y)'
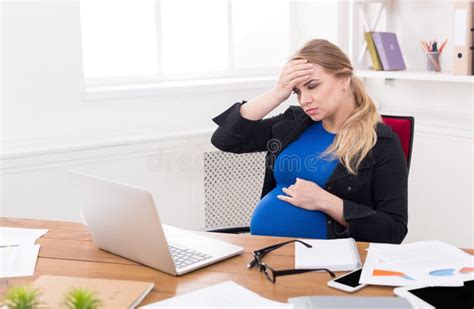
top-left (381, 115), bottom-right (415, 171)
top-left (206, 115), bottom-right (415, 234)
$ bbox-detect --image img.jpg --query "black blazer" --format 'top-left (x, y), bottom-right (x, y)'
top-left (211, 101), bottom-right (408, 244)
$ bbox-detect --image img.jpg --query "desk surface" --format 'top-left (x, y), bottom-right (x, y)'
top-left (1, 218), bottom-right (473, 306)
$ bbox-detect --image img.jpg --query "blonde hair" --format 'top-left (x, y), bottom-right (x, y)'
top-left (292, 39), bottom-right (381, 175)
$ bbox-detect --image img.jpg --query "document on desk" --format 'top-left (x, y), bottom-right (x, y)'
top-left (142, 281), bottom-right (293, 308)
top-left (0, 227), bottom-right (49, 246)
top-left (0, 244), bottom-right (41, 278)
top-left (0, 227), bottom-right (48, 278)
top-left (360, 240), bottom-right (474, 287)
top-left (295, 238), bottom-right (361, 271)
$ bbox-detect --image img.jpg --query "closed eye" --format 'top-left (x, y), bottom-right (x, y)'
top-left (293, 82), bottom-right (319, 95)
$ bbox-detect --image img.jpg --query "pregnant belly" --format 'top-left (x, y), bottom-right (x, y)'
top-left (250, 185), bottom-right (328, 239)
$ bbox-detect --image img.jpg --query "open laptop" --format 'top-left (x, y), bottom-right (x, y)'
top-left (70, 171), bottom-right (244, 276)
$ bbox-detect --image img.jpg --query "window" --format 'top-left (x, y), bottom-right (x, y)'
top-left (161, 0), bottom-right (229, 76)
top-left (80, 0), bottom-right (339, 88)
top-left (80, 0), bottom-right (158, 80)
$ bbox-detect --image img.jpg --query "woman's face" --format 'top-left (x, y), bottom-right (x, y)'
top-left (292, 63), bottom-right (349, 122)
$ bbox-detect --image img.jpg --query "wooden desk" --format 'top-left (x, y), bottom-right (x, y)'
top-left (1, 218), bottom-right (473, 306)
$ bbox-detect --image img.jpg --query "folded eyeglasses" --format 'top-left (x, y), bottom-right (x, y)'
top-left (247, 239), bottom-right (336, 283)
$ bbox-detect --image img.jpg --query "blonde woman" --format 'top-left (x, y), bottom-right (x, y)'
top-left (211, 39), bottom-right (408, 244)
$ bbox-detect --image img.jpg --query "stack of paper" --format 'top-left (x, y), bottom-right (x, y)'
top-left (360, 240), bottom-right (474, 287)
top-left (295, 238), bottom-right (361, 271)
top-left (0, 227), bottom-right (48, 278)
top-left (142, 281), bottom-right (293, 308)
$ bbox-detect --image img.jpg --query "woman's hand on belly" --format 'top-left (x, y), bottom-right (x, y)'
top-left (277, 178), bottom-right (334, 211)
top-left (277, 178), bottom-right (347, 227)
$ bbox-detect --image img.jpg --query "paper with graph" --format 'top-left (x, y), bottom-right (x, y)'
top-left (360, 240), bottom-right (474, 286)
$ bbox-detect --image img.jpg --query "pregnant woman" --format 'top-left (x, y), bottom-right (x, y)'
top-left (211, 39), bottom-right (408, 244)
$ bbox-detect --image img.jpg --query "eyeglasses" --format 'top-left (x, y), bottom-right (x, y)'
top-left (247, 239), bottom-right (336, 283)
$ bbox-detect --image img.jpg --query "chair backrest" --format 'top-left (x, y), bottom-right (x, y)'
top-left (381, 115), bottom-right (415, 170)
top-left (203, 151), bottom-right (265, 228)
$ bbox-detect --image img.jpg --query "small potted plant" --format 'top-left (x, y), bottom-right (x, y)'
top-left (2, 286), bottom-right (40, 309)
top-left (64, 288), bottom-right (102, 309)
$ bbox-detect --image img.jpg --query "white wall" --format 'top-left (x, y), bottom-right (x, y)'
top-left (1, 1), bottom-right (473, 247)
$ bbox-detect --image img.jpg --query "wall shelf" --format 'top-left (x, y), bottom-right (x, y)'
top-left (349, 1), bottom-right (474, 84)
top-left (355, 70), bottom-right (474, 83)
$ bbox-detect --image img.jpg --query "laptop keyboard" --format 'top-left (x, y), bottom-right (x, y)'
top-left (169, 245), bottom-right (212, 269)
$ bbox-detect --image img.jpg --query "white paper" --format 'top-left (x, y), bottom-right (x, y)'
top-left (141, 281), bottom-right (293, 308)
top-left (295, 238), bottom-right (361, 271)
top-left (368, 241), bottom-right (471, 264)
top-left (0, 244), bottom-right (41, 278)
top-left (360, 241), bottom-right (474, 287)
top-left (0, 227), bottom-right (49, 246)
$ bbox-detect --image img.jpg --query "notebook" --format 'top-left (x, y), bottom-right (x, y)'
top-left (295, 238), bottom-right (361, 271)
top-left (364, 31), bottom-right (383, 70)
top-left (31, 275), bottom-right (154, 309)
top-left (371, 32), bottom-right (406, 71)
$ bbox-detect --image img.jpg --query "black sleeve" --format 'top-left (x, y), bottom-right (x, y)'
top-left (341, 135), bottom-right (408, 244)
top-left (211, 101), bottom-right (284, 154)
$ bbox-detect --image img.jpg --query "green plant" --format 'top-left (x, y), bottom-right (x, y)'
top-left (3, 285), bottom-right (40, 309)
top-left (64, 288), bottom-right (102, 309)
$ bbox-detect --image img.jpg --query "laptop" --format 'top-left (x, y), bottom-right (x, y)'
top-left (70, 171), bottom-right (244, 276)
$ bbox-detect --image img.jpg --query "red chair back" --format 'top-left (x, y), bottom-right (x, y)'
top-left (381, 115), bottom-right (414, 171)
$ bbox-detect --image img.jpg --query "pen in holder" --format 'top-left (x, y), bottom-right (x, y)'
top-left (426, 52), bottom-right (441, 72)
top-left (420, 39), bottom-right (447, 73)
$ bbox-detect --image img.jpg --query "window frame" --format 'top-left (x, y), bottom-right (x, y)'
top-left (81, 0), bottom-right (342, 101)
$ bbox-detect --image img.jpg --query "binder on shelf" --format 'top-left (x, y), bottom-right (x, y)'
top-left (453, 1), bottom-right (474, 75)
top-left (364, 32), bottom-right (383, 70)
top-left (372, 32), bottom-right (406, 71)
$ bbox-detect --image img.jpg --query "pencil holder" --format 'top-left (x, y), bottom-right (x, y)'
top-left (426, 52), bottom-right (441, 72)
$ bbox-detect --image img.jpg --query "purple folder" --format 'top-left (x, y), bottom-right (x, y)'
top-left (372, 32), bottom-right (406, 71)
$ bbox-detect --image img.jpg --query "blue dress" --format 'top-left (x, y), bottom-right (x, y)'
top-left (250, 121), bottom-right (338, 238)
